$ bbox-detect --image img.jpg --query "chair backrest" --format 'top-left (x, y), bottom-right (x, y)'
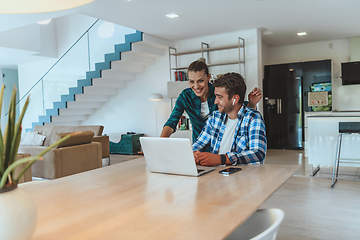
top-left (226, 208), bottom-right (284, 240)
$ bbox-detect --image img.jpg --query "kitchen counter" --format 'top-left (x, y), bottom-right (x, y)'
top-left (306, 114), bottom-right (360, 167)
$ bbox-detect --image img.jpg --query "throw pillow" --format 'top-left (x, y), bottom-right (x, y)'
top-left (56, 131), bottom-right (94, 148)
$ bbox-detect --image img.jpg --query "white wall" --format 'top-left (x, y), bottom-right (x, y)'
top-left (264, 39), bottom-right (360, 111)
top-left (349, 37), bottom-right (360, 61)
top-left (84, 28), bottom-right (262, 137)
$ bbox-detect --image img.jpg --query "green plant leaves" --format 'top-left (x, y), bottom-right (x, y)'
top-left (0, 85), bottom-right (72, 189)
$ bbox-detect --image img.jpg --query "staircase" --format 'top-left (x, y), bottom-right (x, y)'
top-left (31, 32), bottom-right (169, 129)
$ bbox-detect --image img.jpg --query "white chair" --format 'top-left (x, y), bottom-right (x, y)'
top-left (225, 209), bottom-right (284, 240)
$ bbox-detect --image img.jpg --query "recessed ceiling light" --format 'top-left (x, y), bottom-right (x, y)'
top-left (165, 13), bottom-right (179, 19)
top-left (297, 32), bottom-right (307, 36)
top-left (37, 19), bottom-right (52, 25)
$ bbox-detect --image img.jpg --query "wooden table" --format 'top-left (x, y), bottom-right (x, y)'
top-left (22, 158), bottom-right (298, 240)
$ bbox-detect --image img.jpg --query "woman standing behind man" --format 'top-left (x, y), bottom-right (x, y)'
top-left (161, 60), bottom-right (262, 145)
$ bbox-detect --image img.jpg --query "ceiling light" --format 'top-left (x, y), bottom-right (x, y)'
top-left (165, 13), bottom-right (179, 19)
top-left (37, 19), bottom-right (52, 25)
top-left (0, 0), bottom-right (94, 14)
top-left (297, 32), bottom-right (307, 36)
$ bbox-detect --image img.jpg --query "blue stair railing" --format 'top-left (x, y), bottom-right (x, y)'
top-left (9, 19), bottom-right (143, 131)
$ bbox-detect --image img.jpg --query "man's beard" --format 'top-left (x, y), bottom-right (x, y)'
top-left (220, 104), bottom-right (234, 114)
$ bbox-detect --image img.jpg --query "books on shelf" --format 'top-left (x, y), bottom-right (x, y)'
top-left (174, 71), bottom-right (188, 81)
top-left (178, 115), bottom-right (189, 130)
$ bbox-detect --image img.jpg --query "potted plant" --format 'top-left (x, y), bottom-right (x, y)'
top-left (0, 85), bottom-right (72, 240)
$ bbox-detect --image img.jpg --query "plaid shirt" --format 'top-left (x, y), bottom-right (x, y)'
top-left (192, 106), bottom-right (267, 165)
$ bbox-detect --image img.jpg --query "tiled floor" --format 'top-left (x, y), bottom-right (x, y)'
top-left (262, 149), bottom-right (360, 240)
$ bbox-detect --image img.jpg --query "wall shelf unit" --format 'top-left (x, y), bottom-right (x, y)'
top-left (168, 37), bottom-right (246, 82)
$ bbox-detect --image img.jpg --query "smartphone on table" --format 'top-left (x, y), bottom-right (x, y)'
top-left (219, 167), bottom-right (242, 175)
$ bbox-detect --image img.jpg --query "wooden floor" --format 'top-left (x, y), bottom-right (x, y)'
top-left (262, 150), bottom-right (360, 240)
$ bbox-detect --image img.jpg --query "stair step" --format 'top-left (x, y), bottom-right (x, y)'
top-left (52, 115), bottom-right (89, 123)
top-left (53, 101), bottom-right (67, 109)
top-left (114, 42), bottom-right (132, 54)
top-left (46, 108), bottom-right (59, 117)
top-left (32, 122), bottom-right (44, 129)
top-left (46, 121), bottom-right (83, 126)
top-left (120, 52), bottom-right (157, 65)
top-left (104, 52), bottom-right (121, 63)
top-left (125, 31), bottom-right (143, 44)
top-left (66, 101), bottom-right (103, 109)
top-left (86, 70), bottom-right (101, 80)
top-left (61, 94), bottom-right (75, 102)
top-left (95, 62), bottom-right (111, 72)
top-left (83, 86), bottom-right (118, 96)
top-left (130, 42), bottom-right (166, 57)
top-left (92, 78), bottom-right (128, 88)
top-left (74, 94), bottom-right (109, 102)
top-left (100, 71), bottom-right (135, 81)
top-left (77, 79), bottom-right (92, 88)
top-left (110, 61), bottom-right (146, 73)
top-left (69, 86), bottom-right (83, 95)
top-left (59, 108), bottom-right (95, 116)
top-left (38, 115), bottom-right (51, 123)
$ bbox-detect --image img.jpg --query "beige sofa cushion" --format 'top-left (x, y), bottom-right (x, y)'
top-left (56, 131), bottom-right (94, 148)
top-left (34, 125), bottom-right (104, 146)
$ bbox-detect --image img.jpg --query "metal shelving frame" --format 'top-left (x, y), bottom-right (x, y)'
top-left (168, 37), bottom-right (246, 80)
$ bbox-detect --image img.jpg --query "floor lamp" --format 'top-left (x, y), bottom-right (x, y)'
top-left (149, 93), bottom-right (163, 136)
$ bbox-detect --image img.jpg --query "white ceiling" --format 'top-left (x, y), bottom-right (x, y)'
top-left (1, 0), bottom-right (360, 47)
top-left (76, 0), bottom-right (360, 46)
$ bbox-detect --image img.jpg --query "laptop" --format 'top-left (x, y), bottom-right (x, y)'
top-left (140, 137), bottom-right (215, 176)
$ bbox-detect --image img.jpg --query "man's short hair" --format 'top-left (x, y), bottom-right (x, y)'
top-left (213, 72), bottom-right (246, 103)
top-left (188, 60), bottom-right (209, 75)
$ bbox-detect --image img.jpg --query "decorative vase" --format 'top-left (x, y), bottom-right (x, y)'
top-left (0, 185), bottom-right (37, 240)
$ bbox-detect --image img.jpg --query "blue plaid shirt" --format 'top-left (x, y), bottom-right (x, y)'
top-left (192, 106), bottom-right (267, 165)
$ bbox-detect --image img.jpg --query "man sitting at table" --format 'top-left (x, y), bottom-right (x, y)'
top-left (192, 72), bottom-right (267, 166)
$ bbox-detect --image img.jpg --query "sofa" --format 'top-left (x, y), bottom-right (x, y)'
top-left (19, 125), bottom-right (108, 179)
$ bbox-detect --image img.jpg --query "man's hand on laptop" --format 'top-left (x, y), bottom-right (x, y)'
top-left (193, 152), bottom-right (221, 166)
top-left (193, 151), bottom-right (200, 164)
